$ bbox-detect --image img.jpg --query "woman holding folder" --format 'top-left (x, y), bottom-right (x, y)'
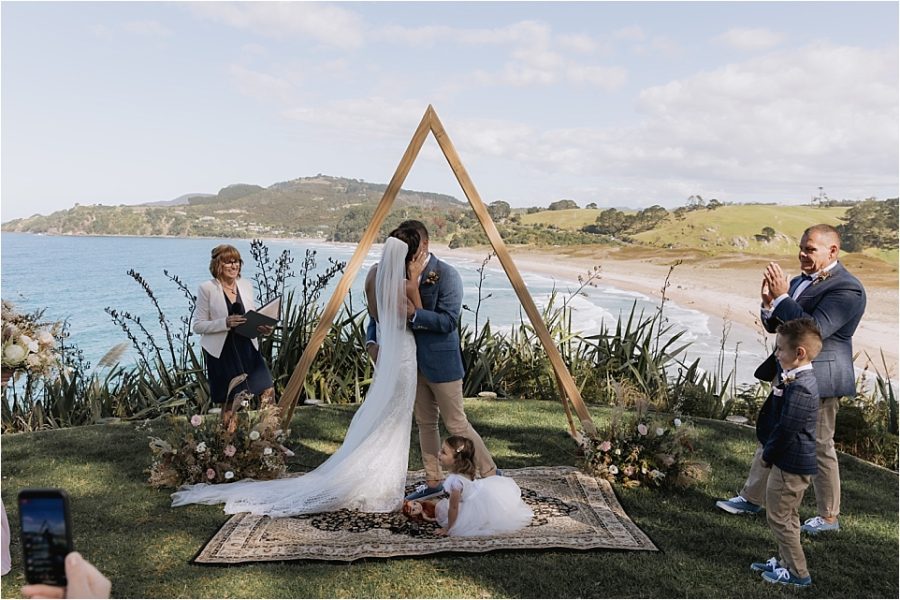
top-left (194, 244), bottom-right (275, 424)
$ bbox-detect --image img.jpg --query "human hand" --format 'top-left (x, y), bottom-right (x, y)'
top-left (366, 343), bottom-right (379, 363)
top-left (257, 324), bottom-right (274, 336)
top-left (760, 277), bottom-right (775, 307)
top-left (226, 315), bottom-right (246, 329)
top-left (406, 299), bottom-right (417, 321)
top-left (764, 262), bottom-right (789, 298)
top-left (434, 528), bottom-right (448, 536)
top-left (407, 245), bottom-right (428, 281)
top-left (22, 552), bottom-right (111, 599)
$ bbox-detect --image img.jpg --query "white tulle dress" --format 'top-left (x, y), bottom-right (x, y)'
top-left (171, 237), bottom-right (417, 516)
top-left (435, 473), bottom-right (533, 536)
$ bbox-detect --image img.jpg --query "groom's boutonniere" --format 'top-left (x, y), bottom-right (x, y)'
top-left (424, 271), bottom-right (440, 285)
top-left (812, 271), bottom-right (833, 286)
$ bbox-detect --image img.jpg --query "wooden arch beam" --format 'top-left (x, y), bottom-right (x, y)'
top-left (279, 105), bottom-right (597, 440)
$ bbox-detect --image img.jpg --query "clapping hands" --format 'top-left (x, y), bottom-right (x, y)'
top-left (761, 262), bottom-right (789, 307)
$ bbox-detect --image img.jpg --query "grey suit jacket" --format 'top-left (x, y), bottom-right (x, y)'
top-left (760, 262), bottom-right (866, 398)
top-left (366, 254), bottom-right (465, 383)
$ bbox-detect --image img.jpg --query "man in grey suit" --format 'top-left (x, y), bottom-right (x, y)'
top-left (366, 220), bottom-right (498, 501)
top-left (716, 224), bottom-right (866, 534)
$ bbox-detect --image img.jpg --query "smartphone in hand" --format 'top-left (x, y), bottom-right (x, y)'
top-left (18, 488), bottom-right (73, 586)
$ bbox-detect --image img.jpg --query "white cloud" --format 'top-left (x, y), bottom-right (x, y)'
top-left (715, 27), bottom-right (785, 51)
top-left (229, 65), bottom-right (295, 103)
top-left (566, 65), bottom-right (628, 89)
top-left (123, 20), bottom-right (174, 38)
top-left (189, 2), bottom-right (365, 49)
top-left (282, 97), bottom-right (431, 140)
top-left (613, 26), bottom-right (646, 42)
top-left (443, 43), bottom-right (897, 205)
top-left (557, 33), bottom-right (598, 54)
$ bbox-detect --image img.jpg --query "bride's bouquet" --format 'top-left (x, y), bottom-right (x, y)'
top-left (147, 395), bottom-right (289, 488)
top-left (1, 300), bottom-right (62, 384)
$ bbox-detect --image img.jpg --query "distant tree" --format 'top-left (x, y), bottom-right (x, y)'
top-left (526, 206), bottom-right (542, 214)
top-left (593, 208), bottom-right (634, 235)
top-left (586, 202), bottom-right (598, 209)
top-left (487, 200), bottom-right (511, 221)
top-left (837, 198), bottom-right (899, 251)
top-left (548, 199), bottom-right (579, 211)
top-left (687, 195), bottom-right (705, 210)
top-left (761, 226), bottom-right (776, 241)
top-left (627, 205), bottom-right (667, 233)
top-left (707, 198), bottom-right (722, 210)
top-left (812, 186), bottom-right (829, 206)
top-left (673, 206), bottom-right (688, 221)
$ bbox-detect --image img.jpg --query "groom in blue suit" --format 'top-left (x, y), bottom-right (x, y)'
top-left (716, 224), bottom-right (866, 535)
top-left (366, 220), bottom-right (498, 500)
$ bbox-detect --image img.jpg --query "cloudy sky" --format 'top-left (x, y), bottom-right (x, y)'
top-left (2, 1), bottom-right (897, 221)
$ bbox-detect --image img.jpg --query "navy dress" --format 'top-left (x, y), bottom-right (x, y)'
top-left (204, 289), bottom-right (274, 405)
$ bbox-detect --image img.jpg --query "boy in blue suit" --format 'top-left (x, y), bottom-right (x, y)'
top-left (751, 317), bottom-right (822, 588)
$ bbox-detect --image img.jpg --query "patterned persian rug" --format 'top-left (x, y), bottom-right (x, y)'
top-left (193, 466), bottom-right (657, 564)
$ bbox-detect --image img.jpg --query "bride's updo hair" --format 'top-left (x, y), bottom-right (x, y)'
top-left (388, 226), bottom-right (421, 264)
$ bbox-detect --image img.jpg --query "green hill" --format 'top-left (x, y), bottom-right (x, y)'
top-left (520, 208), bottom-right (604, 229)
top-left (632, 204), bottom-right (847, 253)
top-left (0, 175), bottom-right (467, 240)
top-left (522, 204), bottom-right (849, 254)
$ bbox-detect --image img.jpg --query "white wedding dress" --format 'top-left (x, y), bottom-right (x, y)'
top-left (171, 237), bottom-right (417, 516)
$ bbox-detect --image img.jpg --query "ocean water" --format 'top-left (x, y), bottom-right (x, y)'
top-left (0, 233), bottom-right (766, 385)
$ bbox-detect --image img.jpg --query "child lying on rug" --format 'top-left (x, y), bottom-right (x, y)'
top-left (431, 435), bottom-right (533, 536)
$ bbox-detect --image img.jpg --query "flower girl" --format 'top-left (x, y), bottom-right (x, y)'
top-left (433, 436), bottom-right (533, 536)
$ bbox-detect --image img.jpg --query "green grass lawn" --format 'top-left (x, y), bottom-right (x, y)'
top-left (2, 400), bottom-right (897, 598)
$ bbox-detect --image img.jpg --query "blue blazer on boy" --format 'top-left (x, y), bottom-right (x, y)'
top-left (759, 368), bottom-right (820, 475)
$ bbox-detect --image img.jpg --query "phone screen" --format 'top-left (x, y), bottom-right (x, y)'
top-left (18, 489), bottom-right (73, 586)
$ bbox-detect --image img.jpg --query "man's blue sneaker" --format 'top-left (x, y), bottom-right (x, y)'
top-left (750, 557), bottom-right (779, 573)
top-left (405, 483), bottom-right (443, 501)
top-left (495, 468), bottom-right (504, 477)
top-left (715, 495), bottom-right (763, 515)
top-left (761, 567), bottom-right (812, 588)
top-left (801, 516), bottom-right (840, 534)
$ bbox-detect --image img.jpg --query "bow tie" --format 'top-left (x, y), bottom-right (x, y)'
top-left (781, 374), bottom-right (796, 384)
top-left (800, 273), bottom-right (814, 282)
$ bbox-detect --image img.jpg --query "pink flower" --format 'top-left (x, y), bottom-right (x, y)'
top-left (637, 423), bottom-right (648, 436)
top-left (190, 415), bottom-right (202, 427)
top-left (206, 468), bottom-right (216, 480)
top-left (224, 444), bottom-right (237, 457)
top-left (599, 440), bottom-right (612, 452)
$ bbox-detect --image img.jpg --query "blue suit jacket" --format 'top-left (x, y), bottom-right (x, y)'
top-left (760, 262), bottom-right (866, 398)
top-left (367, 254), bottom-right (465, 383)
top-left (760, 369), bottom-right (819, 475)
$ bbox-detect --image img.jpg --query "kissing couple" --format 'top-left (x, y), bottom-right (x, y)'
top-left (171, 220), bottom-right (500, 516)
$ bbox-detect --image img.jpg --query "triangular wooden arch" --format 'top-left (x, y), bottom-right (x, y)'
top-left (279, 105), bottom-right (597, 441)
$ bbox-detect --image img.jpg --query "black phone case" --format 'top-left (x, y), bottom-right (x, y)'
top-left (17, 488), bottom-right (73, 586)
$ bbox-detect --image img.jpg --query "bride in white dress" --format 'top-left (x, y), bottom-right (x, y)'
top-left (171, 235), bottom-right (422, 516)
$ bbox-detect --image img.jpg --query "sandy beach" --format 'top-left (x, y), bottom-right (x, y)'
top-left (441, 243), bottom-right (899, 378)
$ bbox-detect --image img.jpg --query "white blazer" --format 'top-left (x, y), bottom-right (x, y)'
top-left (193, 278), bottom-right (259, 359)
